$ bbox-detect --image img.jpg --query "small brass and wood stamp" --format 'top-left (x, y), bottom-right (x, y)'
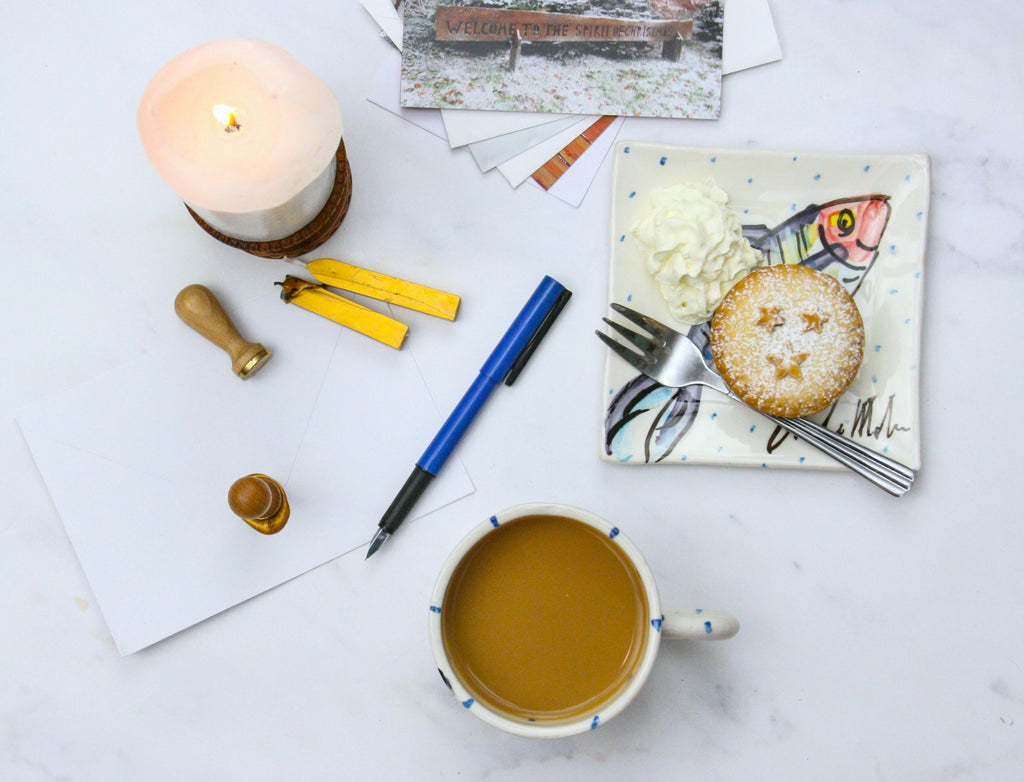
top-left (174, 284), bottom-right (271, 379)
top-left (228, 474), bottom-right (290, 534)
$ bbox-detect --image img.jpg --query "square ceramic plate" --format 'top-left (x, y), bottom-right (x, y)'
top-left (601, 142), bottom-right (928, 470)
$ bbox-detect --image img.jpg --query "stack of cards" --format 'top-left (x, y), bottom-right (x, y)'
top-left (363, 0), bottom-right (781, 206)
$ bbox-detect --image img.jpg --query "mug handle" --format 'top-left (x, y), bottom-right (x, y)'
top-left (660, 608), bottom-right (739, 641)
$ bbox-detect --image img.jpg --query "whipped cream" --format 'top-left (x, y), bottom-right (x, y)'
top-left (631, 179), bottom-right (764, 325)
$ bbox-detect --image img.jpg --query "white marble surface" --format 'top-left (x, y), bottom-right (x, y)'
top-left (2, 2), bottom-right (1022, 779)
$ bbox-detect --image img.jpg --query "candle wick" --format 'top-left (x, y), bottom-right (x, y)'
top-left (224, 112), bottom-right (242, 134)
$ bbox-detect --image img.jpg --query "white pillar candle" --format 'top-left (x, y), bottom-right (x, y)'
top-left (138, 39), bottom-right (343, 243)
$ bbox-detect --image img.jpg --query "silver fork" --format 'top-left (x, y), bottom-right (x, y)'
top-left (597, 303), bottom-right (914, 496)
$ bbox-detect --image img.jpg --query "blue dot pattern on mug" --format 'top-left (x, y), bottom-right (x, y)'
top-left (435, 509), bottom-right (667, 734)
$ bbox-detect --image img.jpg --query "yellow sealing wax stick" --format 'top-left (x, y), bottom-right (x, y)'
top-left (307, 257), bottom-right (460, 321)
top-left (277, 276), bottom-right (408, 349)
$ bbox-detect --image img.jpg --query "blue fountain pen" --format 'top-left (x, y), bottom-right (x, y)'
top-left (365, 275), bottom-right (571, 558)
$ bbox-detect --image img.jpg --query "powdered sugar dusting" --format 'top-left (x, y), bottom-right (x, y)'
top-left (710, 265), bottom-right (865, 417)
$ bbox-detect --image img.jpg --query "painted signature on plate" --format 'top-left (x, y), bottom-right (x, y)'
top-left (604, 193), bottom-right (912, 463)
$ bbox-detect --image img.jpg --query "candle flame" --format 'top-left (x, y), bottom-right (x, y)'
top-left (213, 103), bottom-right (241, 133)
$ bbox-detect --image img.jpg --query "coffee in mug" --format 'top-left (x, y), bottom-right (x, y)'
top-left (429, 503), bottom-right (738, 737)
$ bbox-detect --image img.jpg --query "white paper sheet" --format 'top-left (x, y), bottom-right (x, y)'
top-left (360, 0), bottom-right (403, 51)
top-left (468, 116), bottom-right (582, 172)
top-left (442, 109), bottom-right (570, 149)
top-left (497, 116), bottom-right (599, 187)
top-left (367, 46), bottom-right (449, 141)
top-left (18, 291), bottom-right (474, 654)
top-left (723, 0), bottom-right (782, 75)
top-left (528, 116), bottom-right (624, 207)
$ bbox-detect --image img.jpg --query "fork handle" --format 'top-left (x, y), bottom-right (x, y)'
top-left (760, 411), bottom-right (914, 496)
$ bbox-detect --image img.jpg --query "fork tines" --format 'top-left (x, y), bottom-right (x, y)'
top-left (594, 329), bottom-right (648, 374)
top-left (596, 302), bottom-right (678, 373)
top-left (601, 317), bottom-right (659, 354)
top-left (609, 303), bottom-right (676, 341)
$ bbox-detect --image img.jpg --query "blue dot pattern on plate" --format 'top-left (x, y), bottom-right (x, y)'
top-left (704, 621), bottom-right (713, 634)
top-left (430, 605), bottom-right (441, 614)
top-left (651, 616), bottom-right (663, 632)
top-left (606, 150), bottom-right (921, 472)
top-left (462, 698), bottom-right (474, 709)
top-left (609, 527), bottom-right (620, 539)
top-left (590, 715), bottom-right (600, 730)
top-left (490, 516), bottom-right (500, 527)
top-left (624, 146), bottom-right (631, 153)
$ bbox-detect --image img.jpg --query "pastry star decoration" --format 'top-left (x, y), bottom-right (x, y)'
top-left (766, 342), bottom-right (809, 379)
top-left (756, 305), bottom-right (785, 331)
top-left (801, 311), bottom-right (829, 333)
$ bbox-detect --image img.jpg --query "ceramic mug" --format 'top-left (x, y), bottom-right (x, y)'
top-left (428, 503), bottom-right (739, 738)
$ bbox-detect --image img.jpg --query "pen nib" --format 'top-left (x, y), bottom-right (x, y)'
top-left (365, 528), bottom-right (390, 559)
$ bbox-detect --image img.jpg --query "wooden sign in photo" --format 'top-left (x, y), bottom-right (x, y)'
top-left (400, 0), bottom-right (722, 119)
top-left (435, 7), bottom-right (693, 68)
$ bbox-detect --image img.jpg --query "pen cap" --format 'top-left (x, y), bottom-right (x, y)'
top-left (480, 276), bottom-right (568, 383)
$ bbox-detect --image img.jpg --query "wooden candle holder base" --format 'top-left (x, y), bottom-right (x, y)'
top-left (186, 138), bottom-right (353, 259)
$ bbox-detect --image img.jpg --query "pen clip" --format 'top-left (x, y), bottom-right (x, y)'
top-left (503, 287), bottom-right (571, 385)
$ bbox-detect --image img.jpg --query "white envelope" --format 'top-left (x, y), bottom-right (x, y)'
top-left (18, 291), bottom-right (474, 654)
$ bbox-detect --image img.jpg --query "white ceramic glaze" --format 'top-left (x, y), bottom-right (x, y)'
top-left (602, 143), bottom-right (928, 471)
top-left (429, 503), bottom-right (739, 738)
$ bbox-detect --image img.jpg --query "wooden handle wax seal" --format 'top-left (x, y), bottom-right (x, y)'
top-left (174, 284), bottom-right (271, 379)
top-left (228, 474), bottom-right (290, 534)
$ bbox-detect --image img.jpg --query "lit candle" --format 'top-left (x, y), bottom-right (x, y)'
top-left (137, 39), bottom-right (346, 250)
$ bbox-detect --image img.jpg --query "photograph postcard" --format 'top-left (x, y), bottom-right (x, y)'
top-left (399, 0), bottom-right (724, 119)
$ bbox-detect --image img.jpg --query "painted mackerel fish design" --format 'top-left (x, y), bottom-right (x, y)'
top-left (604, 195), bottom-right (892, 463)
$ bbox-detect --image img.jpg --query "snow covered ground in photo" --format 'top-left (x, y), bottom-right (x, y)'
top-left (399, 0), bottom-right (722, 118)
